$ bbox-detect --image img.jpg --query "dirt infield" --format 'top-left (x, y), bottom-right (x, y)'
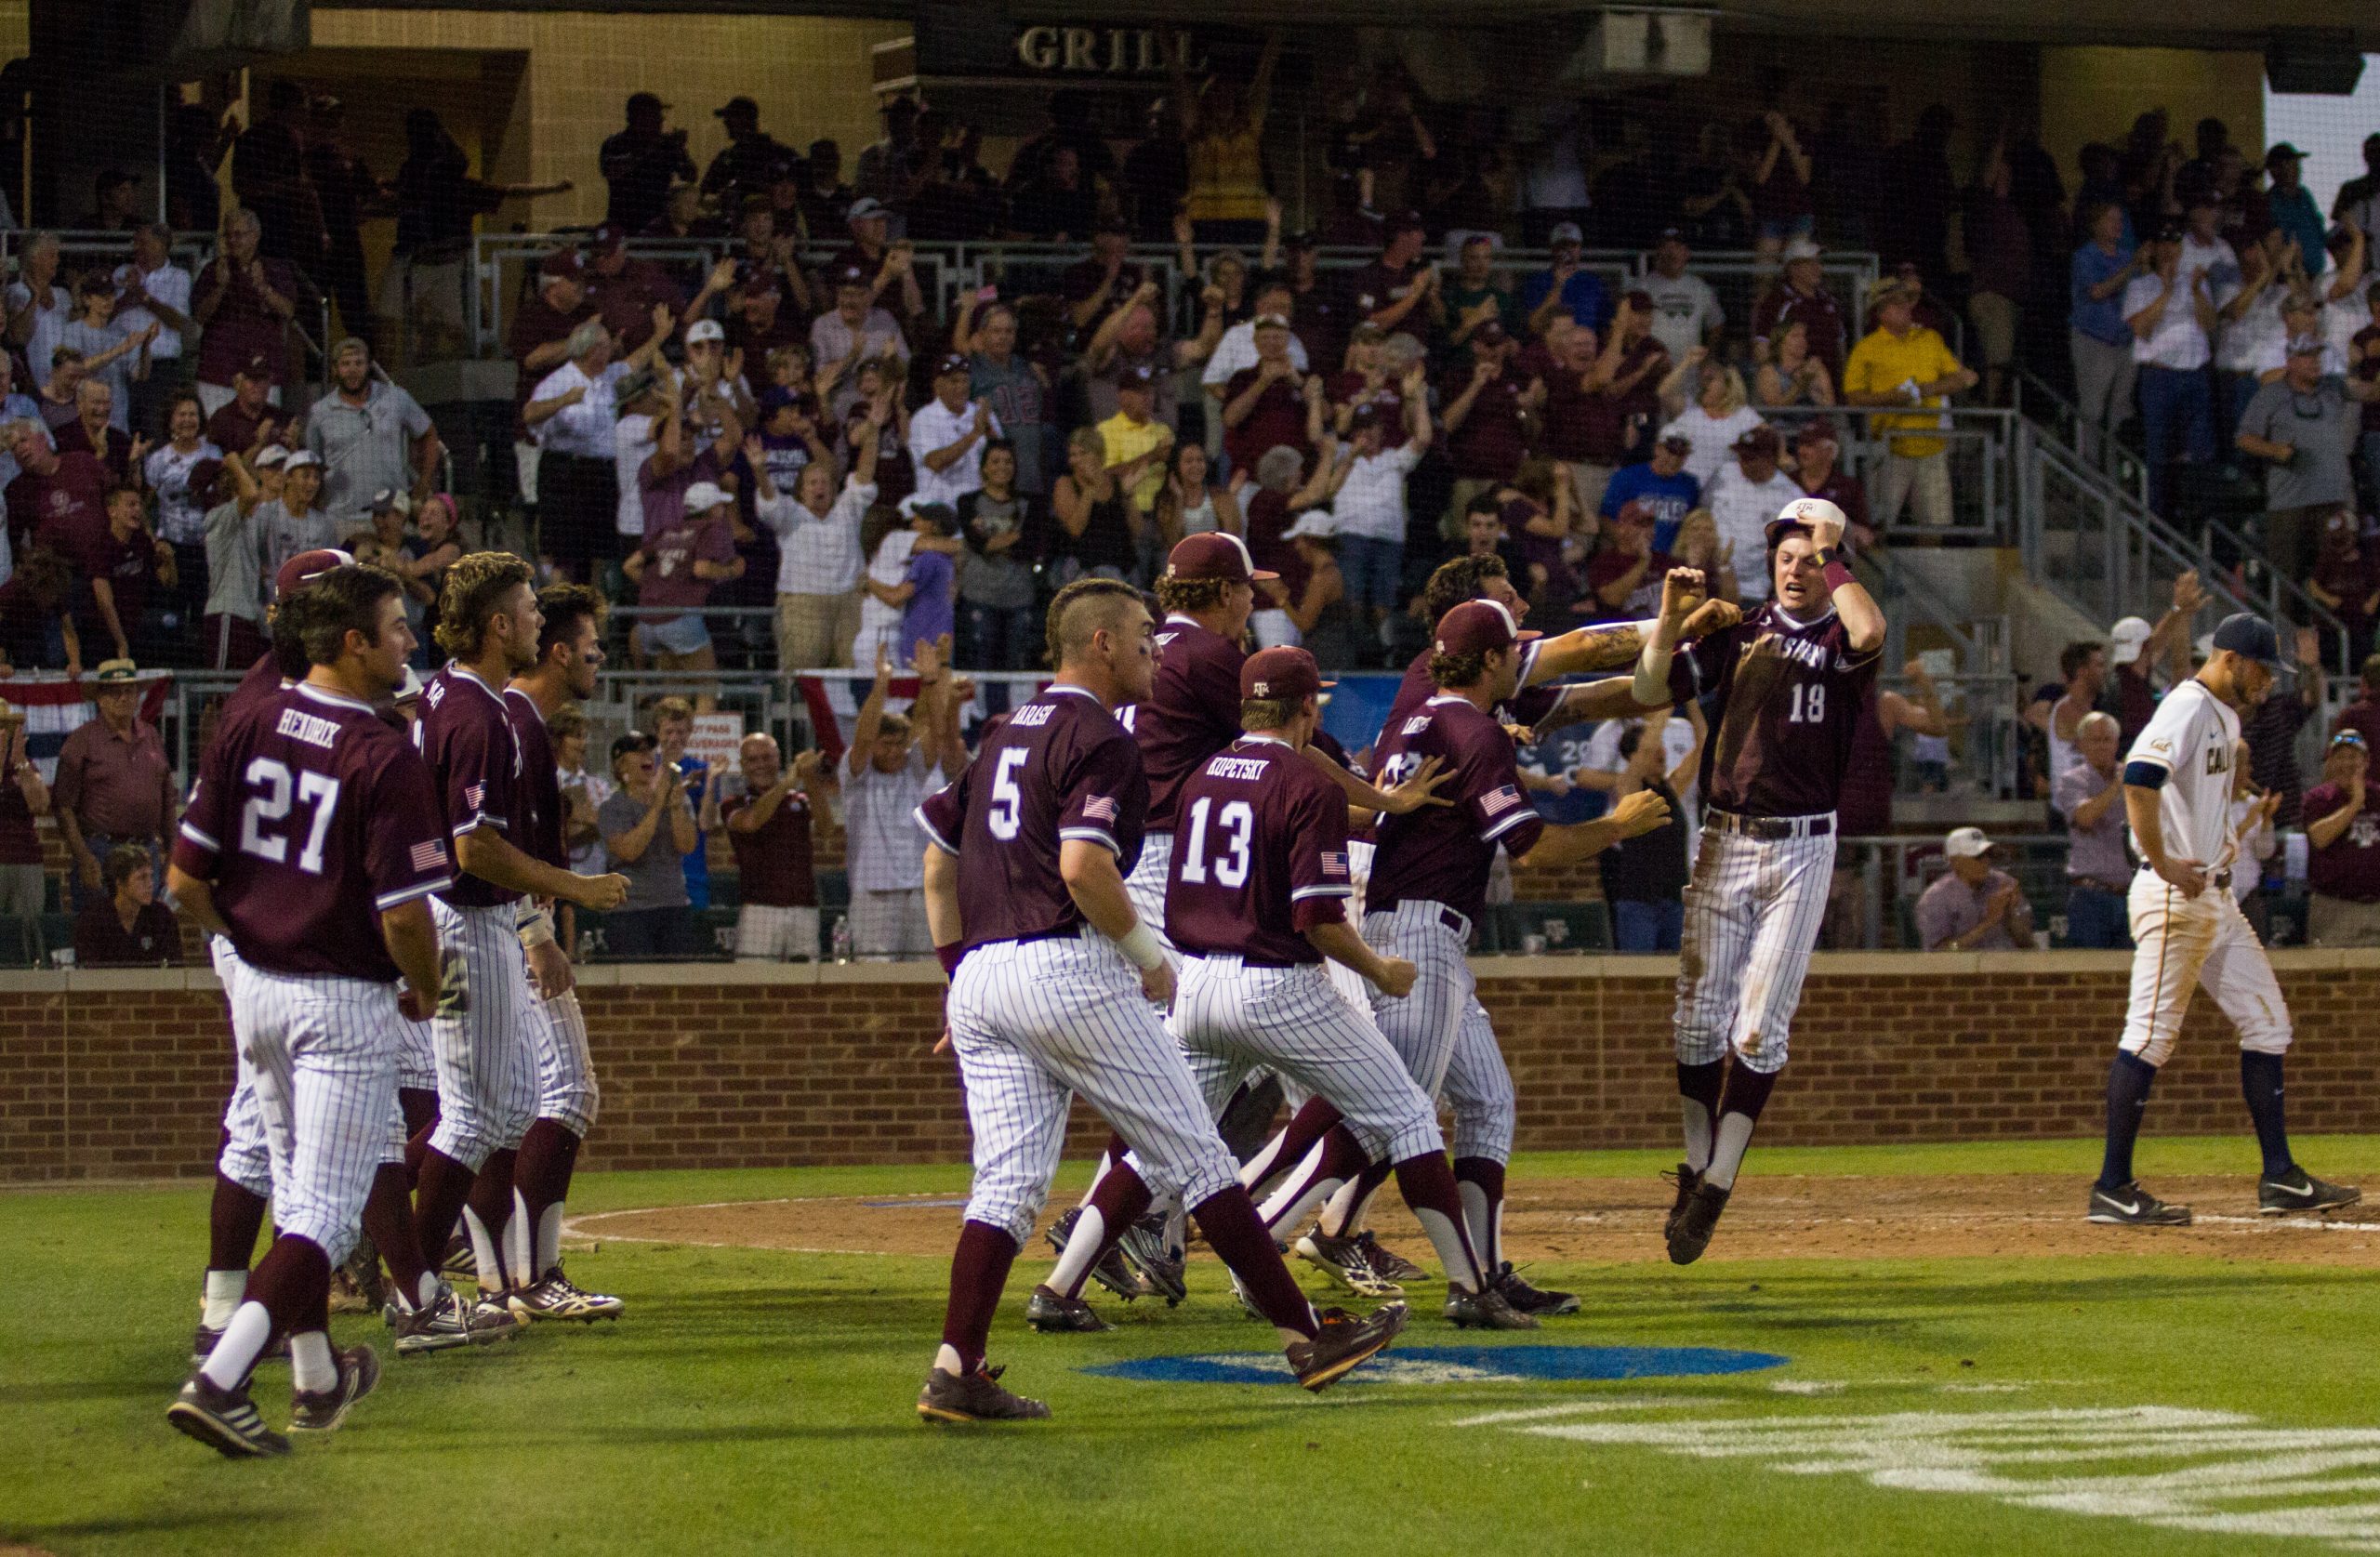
top-left (573, 1174), bottom-right (2380, 1268)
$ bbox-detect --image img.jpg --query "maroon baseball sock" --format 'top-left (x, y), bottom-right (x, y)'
top-left (1193, 1185), bottom-right (1316, 1340)
top-left (1053, 1160), bottom-right (1154, 1300)
top-left (1677, 1059), bottom-right (1726, 1173)
top-left (1706, 1063), bottom-right (1781, 1191)
top-left (208, 1172), bottom-right (268, 1273)
top-left (363, 1162), bottom-right (434, 1311)
top-left (399, 1089), bottom-right (440, 1183)
top-left (1258, 1125), bottom-right (1371, 1236)
top-left (412, 1147), bottom-right (477, 1271)
top-left (1395, 1152), bottom-right (1490, 1291)
top-left (939, 1219), bottom-right (1020, 1374)
top-left (1241, 1097), bottom-right (1346, 1197)
top-left (465, 1148), bottom-right (519, 1289)
top-left (1452, 1156), bottom-right (1507, 1274)
top-left (513, 1118), bottom-right (583, 1282)
top-left (1316, 1157), bottom-right (1394, 1237)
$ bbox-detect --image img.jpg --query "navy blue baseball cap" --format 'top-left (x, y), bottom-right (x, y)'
top-left (2210, 613), bottom-right (2280, 666)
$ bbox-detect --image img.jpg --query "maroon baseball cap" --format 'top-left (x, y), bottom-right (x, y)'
top-left (235, 352), bottom-right (273, 380)
top-left (590, 223), bottom-right (628, 253)
top-left (1732, 425), bottom-right (1781, 455)
top-left (1165, 532), bottom-right (1276, 584)
top-left (1240, 645), bottom-right (1332, 703)
top-left (538, 248), bottom-right (586, 282)
top-left (1434, 598), bottom-right (1539, 656)
top-left (275, 547), bottom-right (353, 597)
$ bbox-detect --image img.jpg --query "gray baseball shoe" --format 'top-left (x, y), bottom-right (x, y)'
top-left (167, 1373), bottom-right (290, 1458)
top-left (917, 1364), bottom-right (1051, 1423)
top-left (289, 1343), bottom-right (380, 1433)
top-left (1024, 1284), bottom-right (1111, 1334)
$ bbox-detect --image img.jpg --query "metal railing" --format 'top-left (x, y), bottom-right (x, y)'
top-left (1757, 402), bottom-right (2018, 541)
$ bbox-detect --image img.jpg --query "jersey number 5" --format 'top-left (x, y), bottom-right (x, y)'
top-left (1788, 683), bottom-right (1827, 725)
top-left (1178, 796), bottom-right (1253, 889)
top-left (985, 748), bottom-right (1029, 840)
top-left (238, 757), bottom-right (342, 875)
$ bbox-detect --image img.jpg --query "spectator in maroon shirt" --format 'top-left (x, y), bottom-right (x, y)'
top-left (1439, 321), bottom-right (1532, 528)
top-left (1347, 210), bottom-right (1441, 338)
top-left (6, 419), bottom-right (108, 562)
top-left (1751, 238), bottom-right (1848, 379)
top-left (727, 280), bottom-right (806, 364)
top-left (73, 841), bottom-right (181, 966)
top-left (724, 731), bottom-right (828, 961)
top-left (509, 249), bottom-right (598, 418)
top-left (1499, 457), bottom-right (1582, 614)
top-left (1236, 441), bottom-right (1342, 580)
top-left (584, 223), bottom-right (702, 352)
top-left (1220, 316), bottom-right (1313, 477)
top-left (1790, 420), bottom-right (1871, 548)
top-left (1530, 316), bottom-right (1632, 521)
top-left (0, 704), bottom-right (46, 918)
top-left (1581, 496), bottom-right (1671, 623)
top-left (79, 484), bottom-right (175, 665)
top-left (1324, 323), bottom-right (1411, 448)
top-left (1965, 139), bottom-right (2033, 405)
top-left (0, 548), bottom-right (79, 675)
top-left (192, 208), bottom-right (310, 416)
top-left (2303, 732), bottom-right (2380, 946)
top-left (203, 355), bottom-right (281, 456)
top-left (54, 379), bottom-right (139, 482)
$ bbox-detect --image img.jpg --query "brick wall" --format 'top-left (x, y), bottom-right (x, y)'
top-left (7, 950), bottom-right (2377, 1183)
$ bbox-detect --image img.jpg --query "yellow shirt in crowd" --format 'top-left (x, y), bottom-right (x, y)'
top-left (1098, 412), bottom-right (1170, 513)
top-left (1842, 324), bottom-right (1965, 459)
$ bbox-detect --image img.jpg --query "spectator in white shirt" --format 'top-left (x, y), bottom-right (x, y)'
top-left (842, 641), bottom-right (963, 960)
top-left (2123, 222), bottom-right (2217, 521)
top-left (1324, 365), bottom-right (1433, 649)
top-left (1639, 226), bottom-right (1725, 365)
top-left (526, 320), bottom-right (632, 583)
top-left (5, 231), bottom-right (72, 392)
top-left (610, 365), bottom-right (673, 550)
top-left (761, 398), bottom-right (884, 671)
top-left (112, 223), bottom-right (194, 439)
top-left (2176, 194), bottom-right (2239, 294)
top-left (810, 261), bottom-right (909, 400)
top-left (1701, 426), bottom-right (1801, 603)
top-left (1655, 355), bottom-right (1765, 489)
top-left (907, 351), bottom-right (1000, 510)
top-left (2215, 229), bottom-right (2294, 436)
top-left (1201, 273), bottom-right (1309, 406)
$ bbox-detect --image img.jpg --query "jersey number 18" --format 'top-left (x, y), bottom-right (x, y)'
top-left (1788, 683), bottom-right (1828, 724)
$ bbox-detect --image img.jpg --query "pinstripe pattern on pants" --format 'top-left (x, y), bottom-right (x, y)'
top-left (235, 966), bottom-right (403, 1267)
top-left (945, 930), bottom-right (1241, 1245)
top-left (427, 898), bottom-right (536, 1168)
top-left (1362, 901), bottom-right (1474, 1095)
top-left (1673, 822), bottom-right (1836, 1075)
top-left (395, 1015), bottom-right (437, 1092)
top-left (530, 985), bottom-right (601, 1135)
top-left (1121, 830), bottom-right (1181, 963)
top-left (1442, 997), bottom-right (1516, 1165)
top-left (1167, 956), bottom-right (1443, 1167)
top-left (210, 935), bottom-right (273, 1196)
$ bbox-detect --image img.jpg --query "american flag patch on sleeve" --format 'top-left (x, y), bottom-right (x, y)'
top-left (410, 839), bottom-right (448, 873)
top-left (1082, 796), bottom-right (1118, 823)
top-left (1321, 850), bottom-right (1349, 877)
top-left (464, 782), bottom-right (485, 812)
top-left (1481, 785), bottom-right (1522, 815)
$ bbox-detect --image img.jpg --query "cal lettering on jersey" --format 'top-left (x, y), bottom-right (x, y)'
top-left (275, 707), bottom-right (342, 749)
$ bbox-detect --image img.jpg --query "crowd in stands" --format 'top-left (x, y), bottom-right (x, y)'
top-left (5, 61), bottom-right (2380, 958)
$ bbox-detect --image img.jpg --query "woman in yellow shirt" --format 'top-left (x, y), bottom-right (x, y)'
top-left (1175, 31), bottom-right (1282, 247)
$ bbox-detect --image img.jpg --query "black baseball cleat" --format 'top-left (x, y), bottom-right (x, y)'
top-left (1288, 1302), bottom-right (1408, 1392)
top-left (166, 1373), bottom-right (291, 1458)
top-left (1667, 1180), bottom-right (1731, 1264)
top-left (917, 1364), bottom-right (1051, 1423)
top-left (2085, 1180), bottom-right (2192, 1226)
top-left (1493, 1262), bottom-right (1580, 1317)
top-left (1444, 1285), bottom-right (1539, 1331)
top-left (1046, 1207), bottom-right (1143, 1302)
top-left (1118, 1213), bottom-right (1188, 1306)
top-left (289, 1343), bottom-right (380, 1434)
top-left (1354, 1230), bottom-right (1429, 1285)
top-left (2258, 1168), bottom-right (2360, 1217)
top-left (1662, 1164), bottom-right (1702, 1241)
top-left (1024, 1284), bottom-right (1111, 1334)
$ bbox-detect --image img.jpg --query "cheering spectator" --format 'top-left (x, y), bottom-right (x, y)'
top-left (2305, 731), bottom-right (2380, 946)
top-left (2240, 625), bottom-right (2322, 831)
top-left (1327, 378), bottom-right (1433, 653)
top-left (1084, 280), bottom-right (1218, 428)
top-left (1752, 318), bottom-right (1835, 408)
top-left (1750, 110), bottom-right (1816, 266)
top-left (509, 250), bottom-right (599, 440)
top-left (1236, 440), bottom-right (1341, 580)
top-left (6, 416), bottom-right (108, 561)
top-left (1530, 314), bottom-right (1636, 521)
top-left (701, 96), bottom-right (797, 214)
top-left (1203, 272), bottom-right (1308, 405)
top-left (1581, 496), bottom-right (1666, 622)
top-left (258, 450), bottom-right (336, 600)
top-left (306, 337), bottom-right (439, 527)
top-left (1520, 221), bottom-right (1609, 336)
top-left (529, 316), bottom-right (646, 584)
top-left (58, 275), bottom-right (153, 436)
top-left (1597, 431), bottom-right (1699, 553)
top-left (1656, 354), bottom-right (1763, 489)
top-left (843, 643), bottom-right (960, 959)
top-left (1347, 211), bottom-right (1441, 337)
top-left (35, 350), bottom-right (82, 436)
top-left (1497, 459), bottom-right (1580, 614)
top-left (624, 479), bottom-right (742, 687)
top-left (1751, 238), bottom-right (1848, 378)
top-left (1439, 322), bottom-right (1531, 523)
top-left (1702, 427), bottom-right (1799, 603)
top-left (6, 232), bottom-right (71, 392)
top-left (73, 841), bottom-right (178, 966)
top-left (1219, 316), bottom-right (1311, 478)
top-left (55, 379), bottom-right (136, 481)
top-left (1790, 420), bottom-right (1871, 546)
top-left (0, 548), bottom-right (80, 676)
top-left (144, 392), bottom-right (218, 627)
top-left (2236, 336), bottom-right (2370, 586)
top-left (551, 706), bottom-right (611, 876)
top-left (1174, 31), bottom-right (1281, 247)
top-left (952, 295), bottom-right (1051, 495)
top-left (1669, 508), bottom-right (1738, 605)
top-left (1844, 275), bottom-right (1977, 530)
top-left (1639, 227), bottom-right (1725, 364)
top-left (811, 261), bottom-right (912, 396)
top-left (2122, 224), bottom-right (2217, 520)
top-left (1100, 363), bottom-right (1172, 560)
top-left (81, 483), bottom-right (176, 666)
top-left (653, 698), bottom-right (721, 908)
top-left (53, 659), bottom-right (176, 912)
top-left (202, 355), bottom-right (279, 458)
top-left (1269, 508), bottom-right (1357, 666)
top-left (862, 503), bottom-right (960, 667)
top-left (0, 703), bottom-right (46, 917)
top-left (761, 401), bottom-right (882, 671)
top-left (955, 439), bottom-right (1043, 670)
top-left (197, 451), bottom-right (268, 668)
top-left (2069, 202), bottom-right (2146, 464)
top-left (1598, 709), bottom-right (1704, 952)
top-left (1443, 234), bottom-right (1518, 350)
top-left (1964, 141), bottom-right (2032, 405)
top-left (597, 731), bottom-right (698, 959)
top-left (2266, 144), bottom-right (2325, 275)
top-left (192, 209), bottom-right (311, 418)
top-left (1917, 827), bottom-right (2036, 951)
top-left (724, 732), bottom-right (827, 962)
top-left (2054, 711), bottom-right (2132, 949)
top-left (2109, 573), bottom-right (2204, 749)
top-left (0, 355), bottom-right (36, 489)
top-left (1154, 440), bottom-right (1238, 548)
top-left (2029, 639), bottom-right (2107, 780)
top-left (910, 353), bottom-right (1001, 511)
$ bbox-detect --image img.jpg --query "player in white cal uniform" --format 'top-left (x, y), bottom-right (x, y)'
top-left (2088, 613), bottom-right (2360, 1226)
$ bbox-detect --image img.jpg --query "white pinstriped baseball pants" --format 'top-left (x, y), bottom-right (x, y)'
top-left (395, 1014), bottom-right (437, 1092)
top-left (211, 935), bottom-right (274, 1197)
top-left (1443, 997), bottom-right (1517, 1165)
top-left (1121, 830), bottom-right (1181, 964)
top-left (428, 899), bottom-right (536, 1168)
top-left (1673, 821), bottom-right (1836, 1075)
top-left (1167, 956), bottom-right (1444, 1167)
top-left (234, 967), bottom-right (405, 1266)
top-left (945, 928), bottom-right (1241, 1246)
top-left (530, 986), bottom-right (601, 1136)
top-left (1362, 900), bottom-right (1474, 1096)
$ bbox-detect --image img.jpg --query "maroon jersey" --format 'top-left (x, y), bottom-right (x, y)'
top-left (915, 685), bottom-right (1147, 952)
top-left (1366, 694), bottom-right (1544, 921)
top-left (171, 681), bottom-right (454, 982)
top-left (1166, 735), bottom-right (1355, 966)
top-left (206, 653), bottom-right (286, 764)
top-left (1129, 614), bottom-right (1246, 832)
top-left (504, 687), bottom-right (567, 870)
top-left (414, 664), bottom-right (524, 907)
top-left (1383, 640), bottom-right (1559, 732)
top-left (1687, 601), bottom-right (1883, 819)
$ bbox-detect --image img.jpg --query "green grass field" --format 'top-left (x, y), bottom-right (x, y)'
top-left (10, 1136), bottom-right (2380, 1557)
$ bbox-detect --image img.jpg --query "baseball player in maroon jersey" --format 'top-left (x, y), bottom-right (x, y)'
top-left (1654, 497), bottom-right (1884, 1264)
top-left (1251, 597), bottom-right (1674, 1309)
top-left (911, 578), bottom-right (1405, 1422)
top-left (500, 584), bottom-right (627, 1320)
top-left (165, 565), bottom-right (453, 1456)
top-left (1038, 646), bottom-right (1536, 1333)
top-left (410, 555), bottom-right (628, 1327)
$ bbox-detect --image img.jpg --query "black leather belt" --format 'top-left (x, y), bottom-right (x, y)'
top-left (1187, 951), bottom-right (1302, 970)
top-left (1706, 810), bottom-right (1834, 841)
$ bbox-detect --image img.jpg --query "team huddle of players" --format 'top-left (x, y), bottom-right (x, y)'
top-left (165, 548), bottom-right (630, 1458)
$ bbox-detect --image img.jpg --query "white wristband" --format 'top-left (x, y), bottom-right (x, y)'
top-left (1631, 635), bottom-right (1676, 706)
top-left (1117, 921), bottom-right (1167, 971)
top-left (517, 903), bottom-right (555, 950)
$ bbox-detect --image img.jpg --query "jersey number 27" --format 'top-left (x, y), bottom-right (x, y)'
top-left (238, 756), bottom-right (342, 875)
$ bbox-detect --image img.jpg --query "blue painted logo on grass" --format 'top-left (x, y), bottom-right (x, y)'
top-left (1082, 1345), bottom-right (1787, 1387)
